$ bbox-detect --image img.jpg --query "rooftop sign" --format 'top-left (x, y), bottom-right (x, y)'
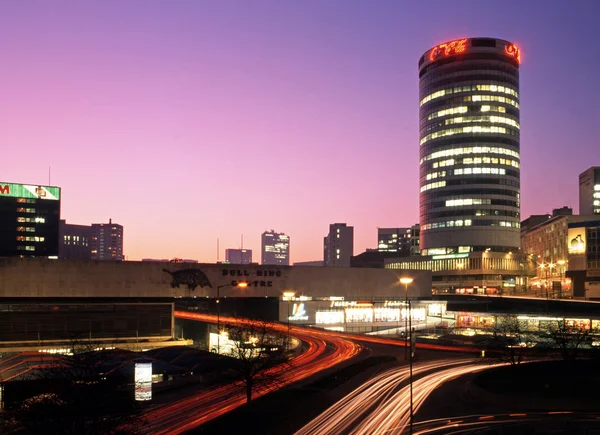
top-left (0, 182), bottom-right (60, 200)
top-left (428, 39), bottom-right (521, 65)
top-left (429, 38), bottom-right (468, 61)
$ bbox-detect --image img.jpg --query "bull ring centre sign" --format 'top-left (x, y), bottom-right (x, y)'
top-left (222, 268), bottom-right (283, 288)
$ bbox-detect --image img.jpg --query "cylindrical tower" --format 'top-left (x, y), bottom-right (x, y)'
top-left (418, 37), bottom-right (521, 256)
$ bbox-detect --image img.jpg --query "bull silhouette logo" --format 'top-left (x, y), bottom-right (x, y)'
top-left (163, 268), bottom-right (212, 291)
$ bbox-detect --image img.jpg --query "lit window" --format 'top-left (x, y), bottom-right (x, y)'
top-left (427, 106), bottom-right (468, 120)
top-left (454, 167), bottom-right (506, 176)
top-left (420, 84), bottom-right (519, 106)
top-left (443, 115), bottom-right (519, 129)
top-left (426, 170), bottom-right (446, 180)
top-left (420, 125), bottom-right (518, 145)
top-left (420, 181), bottom-right (447, 192)
top-left (421, 146), bottom-right (520, 164)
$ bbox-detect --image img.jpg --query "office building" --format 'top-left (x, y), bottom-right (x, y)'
top-left (225, 248), bottom-right (252, 264)
top-left (419, 37), bottom-right (521, 255)
top-left (261, 231), bottom-right (290, 266)
top-left (91, 219), bottom-right (124, 260)
top-left (59, 220), bottom-right (92, 260)
top-left (579, 167), bottom-right (600, 215)
top-left (377, 227), bottom-right (420, 256)
top-left (324, 223), bottom-right (354, 267)
top-left (0, 182), bottom-right (61, 257)
top-left (388, 38), bottom-right (527, 294)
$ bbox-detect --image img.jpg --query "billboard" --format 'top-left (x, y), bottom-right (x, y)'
top-left (134, 362), bottom-right (152, 401)
top-left (568, 228), bottom-right (587, 255)
top-left (0, 182), bottom-right (60, 200)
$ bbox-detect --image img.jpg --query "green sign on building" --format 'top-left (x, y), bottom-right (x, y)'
top-left (0, 182), bottom-right (60, 200)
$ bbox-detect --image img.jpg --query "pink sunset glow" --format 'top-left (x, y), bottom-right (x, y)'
top-left (2, 1), bottom-right (599, 262)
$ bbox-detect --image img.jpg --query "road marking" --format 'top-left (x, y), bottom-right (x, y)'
top-left (478, 416), bottom-right (495, 420)
top-left (509, 413), bottom-right (527, 417)
top-left (548, 411), bottom-right (573, 415)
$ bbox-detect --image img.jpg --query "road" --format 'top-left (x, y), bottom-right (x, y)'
top-left (140, 312), bottom-right (481, 434)
top-left (413, 412), bottom-right (600, 434)
top-left (294, 358), bottom-right (474, 435)
top-left (296, 359), bottom-right (501, 435)
top-left (140, 312), bottom-right (362, 434)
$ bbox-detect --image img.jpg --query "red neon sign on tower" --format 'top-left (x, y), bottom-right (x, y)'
top-left (504, 43), bottom-right (521, 64)
top-left (429, 38), bottom-right (468, 61)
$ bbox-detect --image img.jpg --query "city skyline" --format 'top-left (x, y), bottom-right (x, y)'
top-left (2, 1), bottom-right (600, 262)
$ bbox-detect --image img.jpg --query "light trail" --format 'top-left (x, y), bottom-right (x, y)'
top-left (139, 312), bottom-right (362, 434)
top-left (351, 363), bottom-right (500, 435)
top-left (295, 359), bottom-right (474, 435)
top-left (413, 412), bottom-right (600, 434)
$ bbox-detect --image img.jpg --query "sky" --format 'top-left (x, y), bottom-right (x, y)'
top-left (1, 0), bottom-right (599, 263)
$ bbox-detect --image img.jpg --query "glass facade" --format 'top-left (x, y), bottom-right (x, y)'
top-left (418, 38), bottom-right (521, 256)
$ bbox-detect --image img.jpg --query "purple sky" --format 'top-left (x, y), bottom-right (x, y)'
top-left (2, 0), bottom-right (599, 262)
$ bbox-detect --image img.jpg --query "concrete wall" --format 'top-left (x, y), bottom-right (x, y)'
top-left (0, 258), bottom-right (431, 299)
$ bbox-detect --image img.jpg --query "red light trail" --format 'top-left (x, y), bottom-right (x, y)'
top-left (141, 312), bottom-right (362, 434)
top-left (140, 312), bottom-right (480, 434)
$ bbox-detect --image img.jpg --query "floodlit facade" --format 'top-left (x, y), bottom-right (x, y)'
top-left (261, 231), bottom-right (290, 266)
top-left (418, 37), bottom-right (521, 256)
top-left (521, 214), bottom-right (600, 298)
top-left (579, 167), bottom-right (600, 216)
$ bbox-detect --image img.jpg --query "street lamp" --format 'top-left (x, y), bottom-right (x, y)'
top-left (216, 281), bottom-right (248, 354)
top-left (400, 277), bottom-right (413, 360)
top-left (557, 260), bottom-right (566, 298)
top-left (283, 291), bottom-right (295, 348)
top-left (400, 276), bottom-right (414, 435)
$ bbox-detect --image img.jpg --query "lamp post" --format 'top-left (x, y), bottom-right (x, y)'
top-left (400, 276), bottom-right (414, 435)
top-left (557, 260), bottom-right (566, 298)
top-left (216, 281), bottom-right (248, 354)
top-left (539, 263), bottom-right (548, 299)
top-left (283, 291), bottom-right (295, 348)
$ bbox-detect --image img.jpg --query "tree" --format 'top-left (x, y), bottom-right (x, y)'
top-left (541, 320), bottom-right (593, 362)
top-left (481, 316), bottom-right (534, 366)
top-left (224, 319), bottom-right (291, 403)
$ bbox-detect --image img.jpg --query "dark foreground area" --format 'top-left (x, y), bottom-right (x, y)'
top-left (191, 354), bottom-right (398, 435)
top-left (415, 359), bottom-right (600, 434)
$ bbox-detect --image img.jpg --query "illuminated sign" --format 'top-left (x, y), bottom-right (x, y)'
top-left (134, 362), bottom-right (152, 401)
top-left (432, 253), bottom-right (469, 260)
top-left (0, 183), bottom-right (60, 200)
top-left (289, 303), bottom-right (308, 321)
top-left (568, 228), bottom-right (586, 255)
top-left (504, 43), bottom-right (521, 64)
top-left (429, 38), bottom-right (468, 61)
top-left (331, 301), bottom-right (358, 308)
